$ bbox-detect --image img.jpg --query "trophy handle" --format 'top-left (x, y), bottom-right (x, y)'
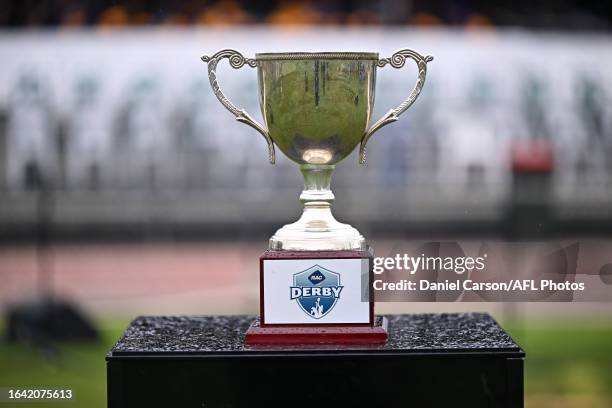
top-left (201, 49), bottom-right (275, 164)
top-left (359, 49), bottom-right (433, 164)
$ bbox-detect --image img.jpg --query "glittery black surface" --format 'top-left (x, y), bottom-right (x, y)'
top-left (109, 313), bottom-right (522, 357)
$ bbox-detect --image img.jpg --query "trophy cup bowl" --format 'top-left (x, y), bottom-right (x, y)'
top-left (257, 52), bottom-right (377, 166)
top-left (201, 50), bottom-right (433, 251)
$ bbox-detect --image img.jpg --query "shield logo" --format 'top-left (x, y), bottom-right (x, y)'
top-left (290, 265), bottom-right (343, 319)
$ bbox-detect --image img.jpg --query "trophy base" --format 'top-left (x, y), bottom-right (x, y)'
top-left (269, 205), bottom-right (365, 251)
top-left (245, 316), bottom-right (388, 345)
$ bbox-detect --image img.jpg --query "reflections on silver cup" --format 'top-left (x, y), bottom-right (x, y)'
top-left (257, 54), bottom-right (378, 165)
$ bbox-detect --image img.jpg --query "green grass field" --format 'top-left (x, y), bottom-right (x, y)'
top-left (0, 319), bottom-right (129, 408)
top-left (509, 321), bottom-right (612, 396)
top-left (1, 318), bottom-right (611, 407)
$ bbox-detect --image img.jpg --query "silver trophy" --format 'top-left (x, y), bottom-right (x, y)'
top-left (202, 50), bottom-right (432, 251)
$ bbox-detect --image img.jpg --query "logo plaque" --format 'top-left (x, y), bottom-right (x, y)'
top-left (201, 49), bottom-right (432, 344)
top-left (290, 265), bottom-right (343, 319)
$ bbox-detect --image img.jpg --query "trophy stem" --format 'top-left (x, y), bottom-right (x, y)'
top-left (269, 164), bottom-right (365, 251)
top-left (299, 164), bottom-right (335, 207)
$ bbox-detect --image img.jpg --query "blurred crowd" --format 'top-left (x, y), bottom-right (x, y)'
top-left (1, 0), bottom-right (611, 30)
top-left (0, 27), bottom-right (611, 239)
top-left (0, 1), bottom-right (611, 237)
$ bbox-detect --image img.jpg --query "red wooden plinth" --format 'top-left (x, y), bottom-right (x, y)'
top-left (245, 316), bottom-right (388, 346)
top-left (254, 248), bottom-right (386, 345)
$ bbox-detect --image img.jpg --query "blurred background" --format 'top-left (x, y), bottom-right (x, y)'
top-left (1, 1), bottom-right (612, 407)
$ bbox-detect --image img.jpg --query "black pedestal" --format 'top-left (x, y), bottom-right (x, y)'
top-left (107, 313), bottom-right (524, 408)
